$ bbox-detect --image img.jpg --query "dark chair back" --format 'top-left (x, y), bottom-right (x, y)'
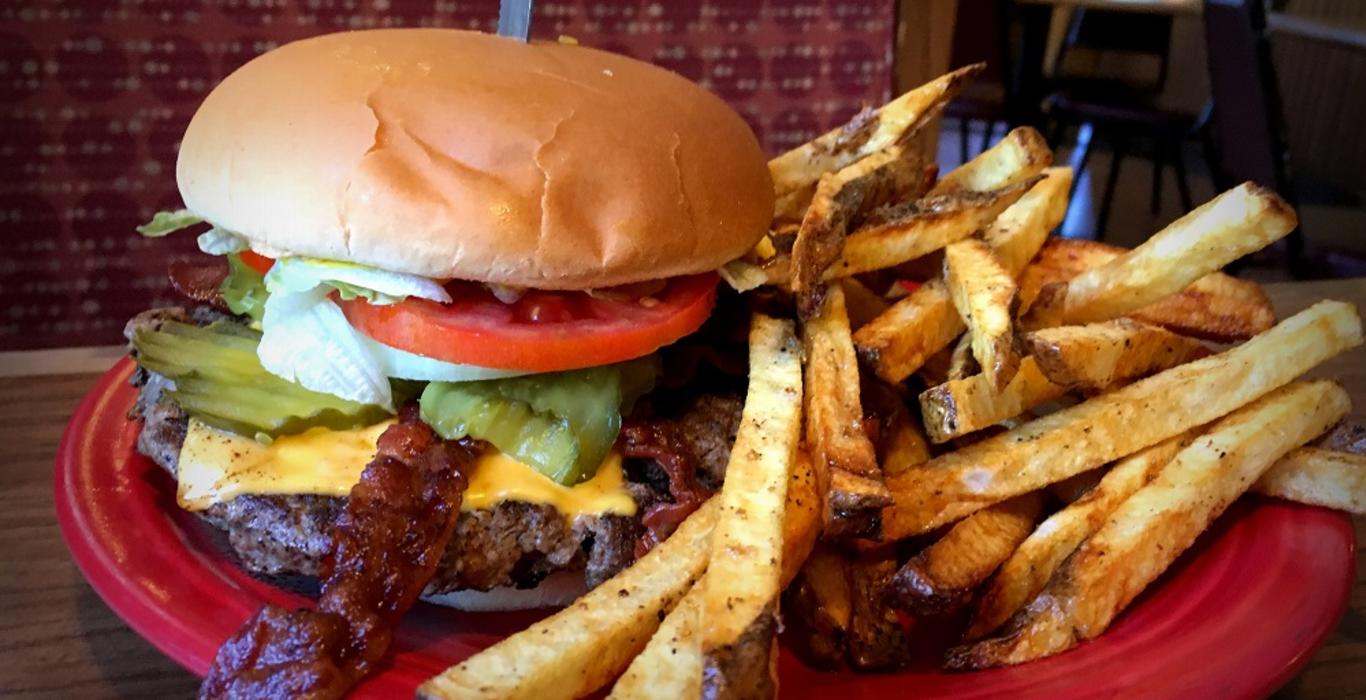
top-left (1203, 0), bottom-right (1305, 274)
top-left (1202, 0), bottom-right (1291, 192)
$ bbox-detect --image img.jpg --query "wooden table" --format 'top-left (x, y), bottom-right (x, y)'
top-left (1, 280), bottom-right (1363, 699)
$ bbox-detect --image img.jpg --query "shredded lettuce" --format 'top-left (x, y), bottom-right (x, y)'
top-left (363, 336), bottom-right (530, 382)
top-left (258, 287), bottom-right (394, 409)
top-left (136, 209), bottom-right (204, 237)
top-left (265, 257), bottom-right (451, 305)
top-left (197, 228), bottom-right (249, 255)
top-left (220, 254), bottom-right (268, 323)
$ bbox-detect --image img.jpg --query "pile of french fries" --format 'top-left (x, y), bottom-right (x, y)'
top-left (418, 66), bottom-right (1365, 699)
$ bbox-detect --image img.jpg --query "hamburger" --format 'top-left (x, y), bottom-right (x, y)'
top-left (126, 28), bottom-right (773, 610)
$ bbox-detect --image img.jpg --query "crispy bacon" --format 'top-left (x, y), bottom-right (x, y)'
top-left (168, 259), bottom-right (230, 311)
top-left (199, 411), bottom-right (476, 700)
top-left (620, 420), bottom-right (710, 558)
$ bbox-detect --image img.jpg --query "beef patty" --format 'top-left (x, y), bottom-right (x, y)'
top-left (127, 308), bottom-right (743, 594)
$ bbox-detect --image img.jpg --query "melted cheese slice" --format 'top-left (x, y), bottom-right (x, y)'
top-left (176, 418), bottom-right (637, 518)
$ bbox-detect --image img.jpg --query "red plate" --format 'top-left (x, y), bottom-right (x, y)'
top-left (57, 359), bottom-right (1355, 699)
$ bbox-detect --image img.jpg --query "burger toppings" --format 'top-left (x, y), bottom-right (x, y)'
top-left (130, 320), bottom-right (388, 438)
top-left (199, 411), bottom-right (477, 700)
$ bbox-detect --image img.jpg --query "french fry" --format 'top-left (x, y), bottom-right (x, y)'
top-left (1017, 237), bottom-right (1277, 341)
top-left (1024, 319), bottom-right (1210, 390)
top-left (803, 286), bottom-right (890, 537)
top-left (888, 493), bottom-right (1044, 616)
top-left (769, 64), bottom-right (983, 220)
top-left (826, 177), bottom-right (1039, 280)
top-left (791, 146), bottom-right (932, 315)
top-left (964, 434), bottom-right (1192, 640)
top-left (929, 127), bottom-right (1053, 196)
top-left (862, 379), bottom-right (932, 476)
top-left (1026, 183), bottom-right (1297, 327)
top-left (918, 357), bottom-right (1068, 444)
top-left (698, 314), bottom-right (803, 700)
top-left (944, 238), bottom-right (1021, 390)
top-left (839, 278), bottom-right (890, 330)
top-left (610, 451), bottom-right (821, 700)
top-left (608, 590), bottom-right (704, 700)
top-left (417, 499), bottom-right (719, 700)
top-left (947, 380), bottom-right (1350, 669)
top-left (847, 554), bottom-right (913, 671)
top-left (884, 300), bottom-right (1363, 539)
top-left (854, 170), bottom-right (1072, 383)
top-left (1254, 447), bottom-right (1366, 514)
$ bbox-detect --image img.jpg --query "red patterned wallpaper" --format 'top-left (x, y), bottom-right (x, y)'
top-left (0, 0), bottom-right (894, 350)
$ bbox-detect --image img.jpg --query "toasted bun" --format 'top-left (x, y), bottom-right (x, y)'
top-left (177, 29), bottom-right (773, 289)
top-left (420, 571), bottom-right (586, 611)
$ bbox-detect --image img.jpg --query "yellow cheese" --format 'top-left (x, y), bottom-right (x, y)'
top-left (175, 418), bottom-right (636, 518)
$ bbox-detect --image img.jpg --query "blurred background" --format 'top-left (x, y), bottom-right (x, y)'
top-left (0, 0), bottom-right (1362, 352)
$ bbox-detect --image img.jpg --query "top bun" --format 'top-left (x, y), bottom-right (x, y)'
top-left (177, 29), bottom-right (774, 289)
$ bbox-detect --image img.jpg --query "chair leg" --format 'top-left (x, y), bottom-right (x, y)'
top-left (1151, 136), bottom-right (1166, 215)
top-left (981, 120), bottom-right (998, 153)
top-left (1069, 122), bottom-right (1095, 203)
top-left (1096, 135), bottom-right (1128, 242)
top-left (1171, 137), bottom-right (1194, 212)
top-left (1048, 120), bottom-right (1067, 152)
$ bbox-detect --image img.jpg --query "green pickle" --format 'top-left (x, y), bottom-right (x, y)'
top-left (420, 357), bottom-right (657, 485)
top-left (131, 321), bottom-right (386, 438)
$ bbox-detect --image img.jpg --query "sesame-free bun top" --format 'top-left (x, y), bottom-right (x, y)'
top-left (176, 29), bottom-right (773, 289)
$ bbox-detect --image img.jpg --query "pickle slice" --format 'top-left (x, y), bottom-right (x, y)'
top-left (419, 358), bottom-right (657, 485)
top-left (131, 320), bottom-right (385, 437)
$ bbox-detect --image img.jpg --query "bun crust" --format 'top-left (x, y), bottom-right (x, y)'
top-left (177, 29), bottom-right (773, 289)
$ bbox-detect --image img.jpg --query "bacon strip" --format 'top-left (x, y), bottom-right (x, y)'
top-left (168, 259), bottom-right (230, 311)
top-left (199, 412), bottom-right (476, 699)
top-left (620, 420), bottom-right (710, 558)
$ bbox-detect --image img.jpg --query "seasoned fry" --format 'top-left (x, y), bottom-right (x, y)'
top-left (863, 379), bottom-right (932, 476)
top-left (840, 278), bottom-right (890, 330)
top-left (803, 286), bottom-right (890, 536)
top-left (1024, 319), bottom-right (1210, 390)
top-left (611, 450), bottom-right (821, 700)
top-left (1017, 237), bottom-right (1277, 341)
top-left (965, 434), bottom-right (1192, 640)
top-left (791, 146), bottom-right (931, 315)
top-left (827, 177), bottom-right (1039, 280)
top-left (947, 380), bottom-right (1350, 669)
top-left (1026, 183), bottom-right (1297, 327)
top-left (944, 238), bottom-right (1021, 390)
top-left (847, 554), bottom-right (913, 670)
top-left (982, 167), bottom-right (1074, 274)
top-left (885, 300), bottom-right (1363, 539)
top-left (417, 499), bottom-right (718, 700)
top-left (854, 170), bottom-right (1072, 383)
top-left (929, 127), bottom-right (1053, 196)
top-left (770, 64), bottom-right (983, 220)
top-left (1254, 447), bottom-right (1366, 514)
top-left (918, 357), bottom-right (1068, 443)
top-left (608, 589), bottom-right (704, 700)
top-left (698, 314), bottom-right (803, 700)
top-left (888, 493), bottom-right (1044, 616)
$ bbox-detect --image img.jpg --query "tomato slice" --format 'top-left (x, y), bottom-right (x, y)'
top-left (240, 251), bottom-right (275, 275)
top-left (340, 274), bottom-right (719, 372)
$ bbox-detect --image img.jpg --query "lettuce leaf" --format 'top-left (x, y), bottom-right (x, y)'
top-left (220, 254), bottom-right (268, 323)
top-left (136, 209), bottom-right (203, 237)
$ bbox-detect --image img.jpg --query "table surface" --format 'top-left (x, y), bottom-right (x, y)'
top-left (1, 279), bottom-right (1363, 699)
